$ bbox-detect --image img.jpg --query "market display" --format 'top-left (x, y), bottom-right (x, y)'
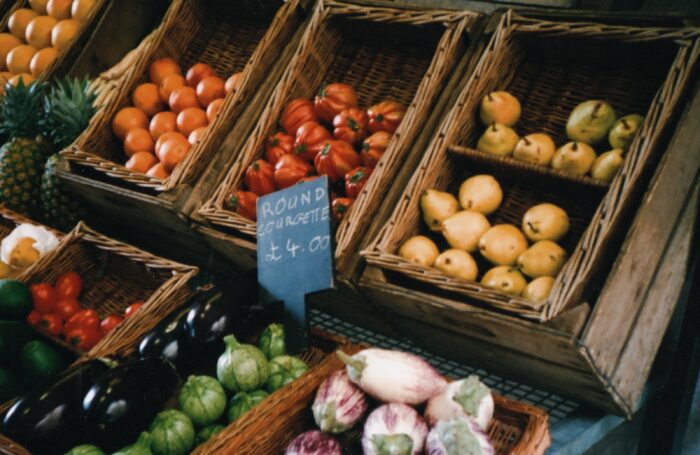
top-left (0, 222), bottom-right (58, 277)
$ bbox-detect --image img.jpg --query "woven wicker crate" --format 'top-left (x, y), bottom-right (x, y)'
top-left (196, 0), bottom-right (480, 276)
top-left (362, 10), bottom-right (700, 321)
top-left (0, 0), bottom-right (107, 81)
top-left (62, 0), bottom-right (307, 192)
top-left (206, 344), bottom-right (551, 455)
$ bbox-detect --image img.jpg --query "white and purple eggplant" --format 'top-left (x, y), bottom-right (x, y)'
top-left (312, 370), bottom-right (368, 433)
top-left (337, 349), bottom-right (447, 405)
top-left (362, 403), bottom-right (429, 455)
top-left (426, 418), bottom-right (495, 455)
top-left (285, 430), bottom-right (342, 455)
top-left (425, 376), bottom-right (494, 429)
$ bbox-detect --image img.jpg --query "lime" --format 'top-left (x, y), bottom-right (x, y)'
top-left (0, 280), bottom-right (32, 320)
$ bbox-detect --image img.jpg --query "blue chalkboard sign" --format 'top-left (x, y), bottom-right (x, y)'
top-left (257, 176), bottom-right (334, 352)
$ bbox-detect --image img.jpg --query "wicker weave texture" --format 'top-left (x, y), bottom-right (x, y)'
top-left (362, 11), bottom-right (700, 321)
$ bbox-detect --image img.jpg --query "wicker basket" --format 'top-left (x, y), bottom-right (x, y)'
top-left (205, 345), bottom-right (551, 455)
top-left (0, 0), bottom-right (108, 81)
top-left (196, 0), bottom-right (479, 276)
top-left (61, 0), bottom-right (307, 192)
top-left (362, 10), bottom-right (700, 321)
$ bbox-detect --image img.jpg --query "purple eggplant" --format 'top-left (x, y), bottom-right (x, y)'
top-left (425, 376), bottom-right (494, 429)
top-left (312, 370), bottom-right (368, 433)
top-left (362, 403), bottom-right (428, 455)
top-left (285, 430), bottom-right (342, 455)
top-left (425, 418), bottom-right (494, 455)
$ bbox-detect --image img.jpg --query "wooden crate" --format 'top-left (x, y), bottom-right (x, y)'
top-left (361, 10), bottom-right (700, 321)
top-left (194, 0), bottom-right (481, 277)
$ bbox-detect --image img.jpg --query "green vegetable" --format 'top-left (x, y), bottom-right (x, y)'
top-left (195, 424), bottom-right (225, 446)
top-left (148, 409), bottom-right (195, 455)
top-left (20, 339), bottom-right (65, 386)
top-left (0, 367), bottom-right (21, 402)
top-left (216, 334), bottom-right (269, 392)
top-left (259, 323), bottom-right (286, 359)
top-left (266, 355), bottom-right (308, 392)
top-left (227, 390), bottom-right (268, 422)
top-left (178, 375), bottom-right (226, 427)
top-left (0, 280), bottom-right (32, 320)
top-left (112, 432), bottom-right (153, 455)
top-left (0, 320), bottom-right (35, 367)
top-left (64, 444), bottom-right (106, 455)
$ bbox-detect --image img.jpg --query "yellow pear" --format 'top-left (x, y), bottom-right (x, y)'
top-left (517, 240), bottom-right (567, 278)
top-left (435, 249), bottom-right (478, 281)
top-left (481, 266), bottom-right (527, 295)
top-left (399, 236), bottom-right (439, 267)
top-left (591, 149), bottom-right (623, 183)
top-left (551, 142), bottom-right (597, 176)
top-left (476, 123), bottom-right (519, 156)
top-left (522, 203), bottom-right (569, 242)
top-left (566, 100), bottom-right (616, 145)
top-left (479, 91), bottom-right (521, 127)
top-left (441, 210), bottom-right (491, 253)
top-left (522, 276), bottom-right (555, 304)
top-left (458, 175), bottom-right (502, 215)
top-left (8, 237), bottom-right (40, 269)
top-left (0, 261), bottom-right (12, 278)
top-left (513, 133), bottom-right (555, 166)
top-left (478, 224), bottom-right (528, 266)
top-left (609, 114), bottom-right (643, 149)
top-left (421, 189), bottom-right (458, 232)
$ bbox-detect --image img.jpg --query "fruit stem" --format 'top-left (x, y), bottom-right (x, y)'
top-left (491, 123), bottom-right (497, 132)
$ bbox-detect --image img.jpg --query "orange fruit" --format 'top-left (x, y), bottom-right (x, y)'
top-left (47, 0), bottom-right (72, 20)
top-left (196, 76), bottom-right (225, 108)
top-left (9, 73), bottom-right (35, 87)
top-left (0, 72), bottom-right (12, 95)
top-left (132, 82), bottom-right (163, 117)
top-left (29, 0), bottom-right (49, 14)
top-left (155, 131), bottom-right (187, 159)
top-left (112, 107), bottom-right (149, 140)
top-left (149, 111), bottom-right (177, 140)
top-left (168, 86), bottom-right (199, 114)
top-left (124, 128), bottom-right (154, 157)
top-left (186, 62), bottom-right (215, 88)
top-left (125, 151), bottom-right (158, 174)
top-left (149, 57), bottom-right (180, 85)
top-left (159, 136), bottom-right (191, 171)
top-left (225, 72), bottom-right (241, 94)
top-left (71, 0), bottom-right (96, 22)
top-left (30, 46), bottom-right (57, 76)
top-left (146, 162), bottom-right (170, 179)
top-left (9, 9), bottom-right (39, 40)
top-left (176, 107), bottom-right (207, 137)
top-left (51, 18), bottom-right (79, 51)
top-left (26, 15), bottom-right (57, 49)
top-left (0, 34), bottom-right (22, 71)
top-left (188, 126), bottom-right (207, 145)
top-left (158, 73), bottom-right (185, 103)
top-left (206, 98), bottom-right (224, 123)
top-left (6, 45), bottom-right (38, 75)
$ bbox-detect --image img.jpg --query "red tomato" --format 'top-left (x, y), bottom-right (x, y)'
top-left (280, 98), bottom-right (318, 135)
top-left (314, 83), bottom-right (358, 124)
top-left (244, 159), bottom-right (276, 196)
top-left (332, 197), bottom-right (354, 223)
top-left (64, 309), bottom-right (101, 335)
top-left (100, 315), bottom-right (124, 334)
top-left (125, 302), bottom-right (145, 318)
top-left (54, 298), bottom-right (82, 322)
top-left (228, 190), bottom-right (258, 221)
top-left (333, 108), bottom-right (368, 145)
top-left (367, 100), bottom-right (405, 134)
top-left (39, 313), bottom-right (63, 337)
top-left (264, 132), bottom-right (295, 166)
top-left (26, 310), bottom-right (42, 326)
top-left (361, 131), bottom-right (392, 168)
top-left (66, 327), bottom-right (103, 351)
top-left (314, 140), bottom-right (360, 183)
top-left (294, 121), bottom-right (331, 162)
top-left (274, 154), bottom-right (314, 189)
top-left (345, 167), bottom-right (372, 199)
top-left (54, 271), bottom-right (82, 299)
top-left (30, 283), bottom-right (56, 314)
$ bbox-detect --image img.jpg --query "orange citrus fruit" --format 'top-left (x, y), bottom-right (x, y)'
top-left (176, 107), bottom-right (207, 137)
top-left (71, 0), bottom-right (96, 22)
top-left (195, 76), bottom-right (225, 108)
top-left (112, 107), bottom-right (149, 140)
top-left (225, 72), bottom-right (241, 94)
top-left (149, 111), bottom-right (177, 140)
top-left (25, 15), bottom-right (57, 49)
top-left (188, 126), bottom-right (207, 145)
top-left (168, 86), bottom-right (199, 114)
top-left (124, 128), bottom-right (154, 157)
top-left (29, 0), bottom-right (49, 14)
top-left (30, 46), bottom-right (57, 76)
top-left (9, 73), bottom-right (35, 87)
top-left (0, 34), bottom-right (22, 71)
top-left (51, 18), bottom-right (79, 52)
top-left (159, 136), bottom-right (191, 171)
top-left (125, 151), bottom-right (158, 173)
top-left (0, 72), bottom-right (12, 95)
top-left (47, 0), bottom-right (72, 20)
top-left (155, 131), bottom-right (187, 159)
top-left (158, 73), bottom-right (185, 104)
top-left (9, 9), bottom-right (39, 40)
top-left (149, 57), bottom-right (180, 85)
top-left (206, 98), bottom-right (224, 123)
top-left (132, 82), bottom-right (163, 117)
top-left (7, 45), bottom-right (38, 75)
top-left (186, 62), bottom-right (215, 88)
top-left (146, 162), bottom-right (170, 179)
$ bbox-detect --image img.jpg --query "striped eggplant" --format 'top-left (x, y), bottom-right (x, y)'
top-left (285, 430), bottom-right (342, 455)
top-left (337, 349), bottom-right (447, 405)
top-left (362, 403), bottom-right (428, 455)
top-left (425, 376), bottom-right (494, 429)
top-left (312, 370), bottom-right (368, 433)
top-left (425, 418), bottom-right (494, 455)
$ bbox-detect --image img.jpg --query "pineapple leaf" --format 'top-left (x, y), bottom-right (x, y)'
top-left (0, 79), bottom-right (47, 141)
top-left (43, 76), bottom-right (99, 150)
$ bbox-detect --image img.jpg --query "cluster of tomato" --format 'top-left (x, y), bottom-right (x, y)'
top-left (25, 271), bottom-right (144, 352)
top-left (228, 83), bottom-right (405, 223)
